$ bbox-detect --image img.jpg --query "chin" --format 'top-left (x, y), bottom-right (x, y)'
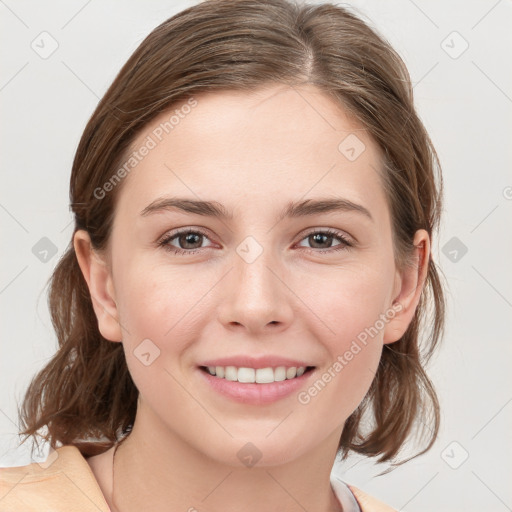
top-left (202, 433), bottom-right (314, 469)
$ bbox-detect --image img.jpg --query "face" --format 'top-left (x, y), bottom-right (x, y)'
top-left (77, 83), bottom-right (426, 467)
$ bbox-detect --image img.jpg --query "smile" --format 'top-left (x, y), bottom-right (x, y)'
top-left (201, 365), bottom-right (314, 383)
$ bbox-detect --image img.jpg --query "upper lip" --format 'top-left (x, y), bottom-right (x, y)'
top-left (199, 356), bottom-right (315, 369)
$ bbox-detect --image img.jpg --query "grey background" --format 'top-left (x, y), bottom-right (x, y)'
top-left (1, 1), bottom-right (511, 510)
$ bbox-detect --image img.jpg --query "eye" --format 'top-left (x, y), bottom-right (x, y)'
top-left (158, 227), bottom-right (354, 256)
top-left (296, 228), bottom-right (353, 253)
top-left (158, 228), bottom-right (213, 255)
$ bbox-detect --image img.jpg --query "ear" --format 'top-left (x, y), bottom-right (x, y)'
top-left (73, 229), bottom-right (122, 342)
top-left (383, 229), bottom-right (430, 345)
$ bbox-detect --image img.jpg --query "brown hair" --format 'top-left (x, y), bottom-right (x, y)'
top-left (18, 0), bottom-right (446, 464)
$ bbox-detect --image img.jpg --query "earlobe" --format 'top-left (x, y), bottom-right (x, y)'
top-left (73, 230), bottom-right (123, 342)
top-left (383, 229), bottom-right (430, 345)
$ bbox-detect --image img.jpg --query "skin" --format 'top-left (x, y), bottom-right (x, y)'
top-left (75, 83), bottom-right (429, 512)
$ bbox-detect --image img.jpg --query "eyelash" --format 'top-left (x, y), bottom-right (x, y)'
top-left (157, 227), bottom-right (354, 256)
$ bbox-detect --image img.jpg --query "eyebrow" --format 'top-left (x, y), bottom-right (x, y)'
top-left (140, 196), bottom-right (373, 223)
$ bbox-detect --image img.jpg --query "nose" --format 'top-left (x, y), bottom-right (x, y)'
top-left (217, 245), bottom-right (295, 335)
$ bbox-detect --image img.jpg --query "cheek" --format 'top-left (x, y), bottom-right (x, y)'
top-left (296, 285), bottom-right (386, 430)
top-left (296, 346), bottom-right (381, 433)
top-left (115, 266), bottom-right (209, 417)
top-left (113, 259), bottom-right (218, 358)
top-left (301, 261), bottom-right (394, 346)
top-left (295, 264), bottom-right (392, 410)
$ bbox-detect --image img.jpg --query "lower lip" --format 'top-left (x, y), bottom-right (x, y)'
top-left (197, 367), bottom-right (315, 405)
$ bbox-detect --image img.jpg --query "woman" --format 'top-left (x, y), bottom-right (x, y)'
top-left (0, 1), bottom-right (445, 510)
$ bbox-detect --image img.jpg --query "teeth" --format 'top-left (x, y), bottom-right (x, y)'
top-left (274, 367), bottom-right (286, 381)
top-left (286, 367), bottom-right (297, 379)
top-left (238, 367), bottom-right (255, 383)
top-left (255, 367), bottom-right (274, 383)
top-left (205, 365), bottom-right (308, 383)
top-left (225, 366), bottom-right (237, 381)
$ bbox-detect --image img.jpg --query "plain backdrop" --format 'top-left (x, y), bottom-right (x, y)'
top-left (1, 1), bottom-right (511, 510)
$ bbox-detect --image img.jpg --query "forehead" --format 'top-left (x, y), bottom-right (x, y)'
top-left (114, 84), bottom-right (388, 224)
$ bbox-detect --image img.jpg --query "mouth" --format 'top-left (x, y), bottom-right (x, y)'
top-left (199, 365), bottom-right (316, 384)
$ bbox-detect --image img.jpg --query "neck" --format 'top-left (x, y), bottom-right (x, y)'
top-left (110, 406), bottom-right (344, 512)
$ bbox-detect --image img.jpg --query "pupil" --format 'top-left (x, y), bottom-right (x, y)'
top-left (312, 233), bottom-right (330, 248)
top-left (182, 233), bottom-right (201, 248)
